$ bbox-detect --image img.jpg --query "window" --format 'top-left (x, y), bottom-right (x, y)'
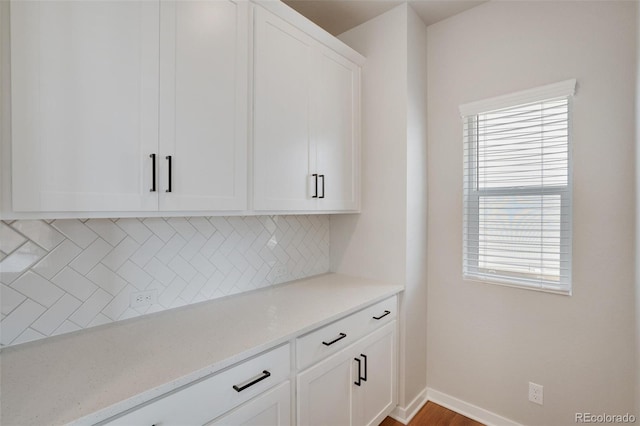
top-left (461, 80), bottom-right (576, 294)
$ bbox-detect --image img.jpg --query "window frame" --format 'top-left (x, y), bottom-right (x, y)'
top-left (460, 80), bottom-right (575, 295)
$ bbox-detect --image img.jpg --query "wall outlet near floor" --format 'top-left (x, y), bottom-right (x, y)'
top-left (130, 289), bottom-right (158, 308)
top-left (529, 382), bottom-right (543, 405)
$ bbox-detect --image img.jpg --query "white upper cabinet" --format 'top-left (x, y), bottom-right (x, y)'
top-left (7, 0), bottom-right (361, 216)
top-left (312, 47), bottom-right (360, 211)
top-left (9, 0), bottom-right (247, 214)
top-left (10, 1), bottom-right (160, 212)
top-left (159, 0), bottom-right (248, 211)
top-left (253, 5), bottom-right (362, 212)
top-left (253, 7), bottom-right (316, 211)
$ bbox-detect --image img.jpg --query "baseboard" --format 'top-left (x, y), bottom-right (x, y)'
top-left (426, 388), bottom-right (523, 426)
top-left (389, 388), bottom-right (429, 424)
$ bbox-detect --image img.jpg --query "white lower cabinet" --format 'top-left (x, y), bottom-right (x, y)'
top-left (297, 321), bottom-right (397, 426)
top-left (208, 381), bottom-right (291, 426)
top-left (102, 344), bottom-right (290, 426)
top-left (99, 296), bottom-right (397, 426)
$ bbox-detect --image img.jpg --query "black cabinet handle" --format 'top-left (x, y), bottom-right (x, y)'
top-left (373, 310), bottom-right (391, 320)
top-left (165, 155), bottom-right (172, 193)
top-left (360, 354), bottom-right (367, 382)
top-left (312, 174), bottom-right (318, 198)
top-left (322, 332), bottom-right (346, 346)
top-left (232, 370), bottom-right (271, 392)
top-left (149, 154), bottom-right (156, 192)
top-left (319, 174), bottom-right (325, 198)
top-left (354, 357), bottom-right (362, 386)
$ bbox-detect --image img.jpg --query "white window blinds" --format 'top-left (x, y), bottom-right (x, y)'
top-left (461, 80), bottom-right (576, 294)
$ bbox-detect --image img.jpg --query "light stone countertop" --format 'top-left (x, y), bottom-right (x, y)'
top-left (0, 273), bottom-right (403, 426)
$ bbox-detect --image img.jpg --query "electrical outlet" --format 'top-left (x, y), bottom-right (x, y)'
top-left (273, 264), bottom-right (287, 279)
top-left (130, 289), bottom-right (158, 308)
top-left (529, 382), bottom-right (543, 405)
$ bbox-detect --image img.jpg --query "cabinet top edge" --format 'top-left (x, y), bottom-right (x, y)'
top-left (252, 0), bottom-right (366, 66)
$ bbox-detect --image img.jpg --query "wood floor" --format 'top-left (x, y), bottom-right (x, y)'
top-left (380, 402), bottom-right (485, 426)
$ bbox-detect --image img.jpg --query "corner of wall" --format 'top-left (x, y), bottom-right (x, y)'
top-left (0, 0), bottom-right (12, 215)
top-left (635, 0), bottom-right (640, 415)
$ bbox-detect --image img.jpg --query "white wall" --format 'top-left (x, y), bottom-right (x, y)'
top-left (636, 1), bottom-right (640, 416)
top-left (404, 5), bottom-right (428, 409)
top-left (427, 2), bottom-right (637, 425)
top-left (333, 4), bottom-right (429, 414)
top-left (331, 6), bottom-right (408, 287)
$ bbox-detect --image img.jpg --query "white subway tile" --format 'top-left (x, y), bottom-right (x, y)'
top-left (167, 218), bottom-right (197, 240)
top-left (115, 218), bottom-right (152, 244)
top-left (179, 233), bottom-right (206, 261)
top-left (101, 237), bottom-right (139, 271)
top-left (11, 220), bottom-right (65, 251)
top-left (69, 289), bottom-right (111, 327)
top-left (69, 238), bottom-right (112, 275)
top-left (188, 217), bottom-right (215, 238)
top-left (12, 328), bottom-right (46, 345)
top-left (32, 240), bottom-right (82, 279)
top-left (52, 267), bottom-right (97, 301)
top-left (88, 313), bottom-right (111, 328)
top-left (189, 253), bottom-right (216, 278)
top-left (155, 234), bottom-right (186, 264)
top-left (144, 258), bottom-right (176, 286)
top-left (130, 235), bottom-right (164, 267)
top-left (0, 242), bottom-right (47, 284)
top-left (52, 320), bottom-right (81, 336)
top-left (85, 219), bottom-right (126, 246)
top-left (10, 272), bottom-right (63, 308)
top-left (1, 283), bottom-right (26, 315)
top-left (142, 218), bottom-right (175, 242)
top-left (168, 256), bottom-right (197, 282)
top-left (1, 300), bottom-right (46, 345)
top-left (51, 219), bottom-right (98, 249)
top-left (0, 223), bottom-right (26, 254)
top-left (117, 261), bottom-right (152, 290)
top-left (101, 285), bottom-right (136, 321)
top-left (31, 294), bottom-right (82, 336)
top-left (86, 264), bottom-right (127, 296)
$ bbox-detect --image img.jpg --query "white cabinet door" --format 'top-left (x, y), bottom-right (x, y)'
top-left (297, 346), bottom-right (356, 426)
top-left (312, 47), bottom-right (360, 211)
top-left (353, 321), bottom-right (397, 426)
top-left (159, 0), bottom-right (248, 211)
top-left (209, 381), bottom-right (291, 426)
top-left (297, 321), bottom-right (396, 426)
top-left (252, 7), bottom-right (317, 211)
top-left (10, 1), bottom-right (160, 212)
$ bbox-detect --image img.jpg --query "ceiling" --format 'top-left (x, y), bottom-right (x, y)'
top-left (283, 0), bottom-right (487, 36)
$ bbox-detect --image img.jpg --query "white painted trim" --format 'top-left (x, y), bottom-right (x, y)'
top-left (389, 387), bottom-right (428, 425)
top-left (426, 388), bottom-right (523, 426)
top-left (252, 0), bottom-right (365, 66)
top-left (459, 79), bottom-right (576, 116)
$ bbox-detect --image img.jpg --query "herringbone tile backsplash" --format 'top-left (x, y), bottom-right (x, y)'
top-left (0, 216), bottom-right (329, 347)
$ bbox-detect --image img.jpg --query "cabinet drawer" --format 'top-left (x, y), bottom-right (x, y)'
top-left (207, 381), bottom-right (291, 426)
top-left (296, 296), bottom-right (396, 370)
top-left (103, 344), bottom-right (290, 426)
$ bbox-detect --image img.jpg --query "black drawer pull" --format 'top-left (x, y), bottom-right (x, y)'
top-left (165, 155), bottom-right (172, 193)
top-left (319, 174), bottom-right (325, 198)
top-left (373, 310), bottom-right (391, 320)
top-left (312, 174), bottom-right (318, 198)
top-left (354, 357), bottom-right (362, 386)
top-left (232, 370), bottom-right (271, 392)
top-left (360, 354), bottom-right (367, 381)
top-left (322, 332), bottom-right (346, 346)
top-left (149, 154), bottom-right (156, 192)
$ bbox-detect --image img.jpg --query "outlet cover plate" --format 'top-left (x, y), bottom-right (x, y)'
top-left (130, 289), bottom-right (158, 308)
top-left (529, 382), bottom-right (543, 405)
